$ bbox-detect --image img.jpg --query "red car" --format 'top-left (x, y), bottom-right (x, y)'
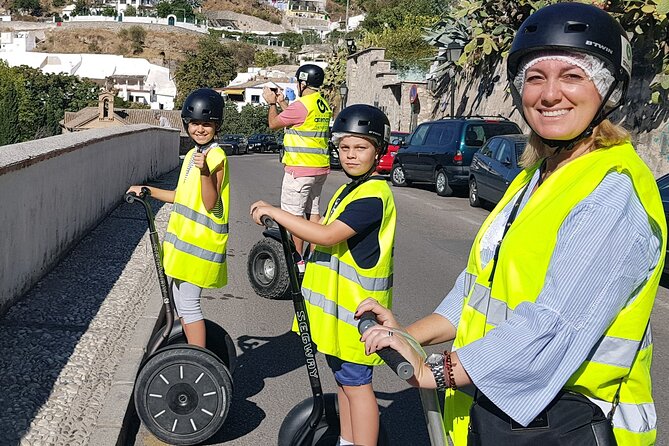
top-left (376, 131), bottom-right (410, 175)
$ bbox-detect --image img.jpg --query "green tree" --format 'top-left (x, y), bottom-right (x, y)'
top-left (101, 5), bottom-right (116, 16)
top-left (124, 5), bottom-right (137, 16)
top-left (254, 49), bottom-right (284, 68)
top-left (155, 1), bottom-right (172, 18)
top-left (174, 35), bottom-right (236, 107)
top-left (72, 0), bottom-right (89, 16)
top-left (0, 77), bottom-right (21, 146)
top-left (12, 0), bottom-right (42, 15)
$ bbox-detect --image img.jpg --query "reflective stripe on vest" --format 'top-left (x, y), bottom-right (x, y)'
top-left (310, 251), bottom-right (393, 292)
top-left (285, 128), bottom-right (330, 138)
top-left (282, 93), bottom-right (331, 167)
top-left (172, 203), bottom-right (229, 234)
top-left (296, 179), bottom-right (396, 365)
top-left (162, 146), bottom-right (230, 288)
top-left (302, 287), bottom-right (358, 328)
top-left (445, 142), bottom-right (666, 446)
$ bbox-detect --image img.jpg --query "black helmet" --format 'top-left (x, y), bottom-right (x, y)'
top-left (181, 88), bottom-right (224, 131)
top-left (507, 3), bottom-right (632, 150)
top-left (295, 64), bottom-right (325, 88)
top-left (332, 104), bottom-right (391, 155)
top-left (507, 2), bottom-right (631, 109)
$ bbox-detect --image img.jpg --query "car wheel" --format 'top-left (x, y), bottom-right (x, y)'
top-left (435, 169), bottom-right (453, 197)
top-left (390, 164), bottom-right (410, 187)
top-left (469, 177), bottom-right (481, 207)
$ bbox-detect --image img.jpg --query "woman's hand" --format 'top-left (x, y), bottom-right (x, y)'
top-left (250, 200), bottom-right (275, 225)
top-left (356, 298), bottom-right (401, 328)
top-left (360, 324), bottom-right (432, 388)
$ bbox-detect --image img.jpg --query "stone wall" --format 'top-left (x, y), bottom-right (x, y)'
top-left (345, 48), bottom-right (435, 133)
top-left (0, 125), bottom-right (179, 314)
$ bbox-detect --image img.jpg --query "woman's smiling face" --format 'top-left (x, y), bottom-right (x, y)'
top-left (522, 59), bottom-right (602, 141)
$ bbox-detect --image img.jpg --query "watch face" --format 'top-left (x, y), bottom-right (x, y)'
top-left (427, 353), bottom-right (443, 366)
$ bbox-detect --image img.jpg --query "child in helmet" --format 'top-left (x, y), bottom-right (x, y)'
top-left (127, 88), bottom-right (229, 348)
top-left (251, 104), bottom-right (396, 446)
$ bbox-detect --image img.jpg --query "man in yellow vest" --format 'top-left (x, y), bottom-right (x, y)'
top-left (263, 64), bottom-right (332, 272)
top-left (358, 3), bottom-right (666, 445)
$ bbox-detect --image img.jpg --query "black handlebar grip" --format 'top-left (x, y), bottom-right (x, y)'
top-left (260, 215), bottom-right (275, 228)
top-left (124, 192), bottom-right (137, 203)
top-left (357, 311), bottom-right (414, 381)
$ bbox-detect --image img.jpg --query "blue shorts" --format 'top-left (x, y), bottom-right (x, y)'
top-left (326, 355), bottom-right (373, 386)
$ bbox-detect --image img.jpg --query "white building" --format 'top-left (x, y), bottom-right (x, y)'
top-left (0, 52), bottom-right (176, 110)
top-left (0, 31), bottom-right (36, 52)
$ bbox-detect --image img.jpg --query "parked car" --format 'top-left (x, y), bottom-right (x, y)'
top-left (468, 134), bottom-right (528, 207)
top-left (657, 173), bottom-right (669, 274)
top-left (376, 131), bottom-right (410, 175)
top-left (248, 133), bottom-right (282, 153)
top-left (221, 134), bottom-right (248, 155)
top-left (391, 117), bottom-right (522, 196)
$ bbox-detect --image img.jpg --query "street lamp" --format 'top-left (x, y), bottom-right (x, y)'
top-left (445, 41), bottom-right (464, 117)
top-left (339, 81), bottom-right (348, 109)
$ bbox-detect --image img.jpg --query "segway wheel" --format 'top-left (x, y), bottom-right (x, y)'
top-left (247, 237), bottom-right (291, 300)
top-left (134, 346), bottom-right (233, 446)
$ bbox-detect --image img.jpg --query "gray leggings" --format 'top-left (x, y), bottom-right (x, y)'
top-left (168, 278), bottom-right (203, 324)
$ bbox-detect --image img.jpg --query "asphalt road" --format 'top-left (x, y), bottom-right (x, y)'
top-left (130, 152), bottom-right (669, 446)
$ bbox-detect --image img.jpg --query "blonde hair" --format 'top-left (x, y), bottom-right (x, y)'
top-left (519, 119), bottom-right (630, 168)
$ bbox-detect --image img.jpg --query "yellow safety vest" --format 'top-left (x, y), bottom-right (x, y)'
top-left (163, 145), bottom-right (230, 288)
top-left (295, 179), bottom-right (397, 365)
top-left (445, 142), bottom-right (666, 446)
top-left (282, 92), bottom-right (331, 168)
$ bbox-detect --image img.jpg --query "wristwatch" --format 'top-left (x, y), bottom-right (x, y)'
top-left (425, 353), bottom-right (447, 390)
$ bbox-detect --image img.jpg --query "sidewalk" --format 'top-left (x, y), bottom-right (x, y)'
top-left (0, 171), bottom-right (178, 446)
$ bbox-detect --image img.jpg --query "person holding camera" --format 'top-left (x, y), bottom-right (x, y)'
top-left (263, 64), bottom-right (332, 272)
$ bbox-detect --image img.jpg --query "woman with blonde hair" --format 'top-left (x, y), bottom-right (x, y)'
top-left (359, 3), bottom-right (666, 445)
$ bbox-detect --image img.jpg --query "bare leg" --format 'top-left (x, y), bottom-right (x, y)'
top-left (342, 384), bottom-right (379, 446)
top-left (336, 385), bottom-right (354, 444)
top-left (181, 317), bottom-right (206, 348)
top-left (292, 234), bottom-right (305, 259)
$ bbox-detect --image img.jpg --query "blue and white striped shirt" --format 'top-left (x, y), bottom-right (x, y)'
top-left (435, 169), bottom-right (662, 426)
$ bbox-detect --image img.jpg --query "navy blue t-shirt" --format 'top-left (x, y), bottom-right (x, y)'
top-left (335, 197), bottom-right (383, 269)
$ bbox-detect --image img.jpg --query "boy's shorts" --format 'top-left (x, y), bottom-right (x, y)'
top-left (326, 355), bottom-right (373, 386)
top-left (281, 172), bottom-right (327, 216)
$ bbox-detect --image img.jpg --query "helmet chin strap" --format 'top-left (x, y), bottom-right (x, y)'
top-left (539, 80), bottom-right (621, 154)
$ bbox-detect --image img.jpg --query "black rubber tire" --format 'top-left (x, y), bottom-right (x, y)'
top-left (134, 347), bottom-right (233, 446)
top-left (277, 395), bottom-right (390, 446)
top-left (469, 177), bottom-right (481, 207)
top-left (247, 237), bottom-right (291, 300)
top-left (435, 169), bottom-right (453, 197)
top-left (148, 320), bottom-right (238, 373)
top-left (390, 164), bottom-right (410, 187)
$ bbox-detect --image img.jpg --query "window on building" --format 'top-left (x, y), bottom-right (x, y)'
top-left (251, 95), bottom-right (260, 103)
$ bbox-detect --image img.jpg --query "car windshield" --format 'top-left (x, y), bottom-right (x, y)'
top-left (390, 133), bottom-right (408, 145)
top-left (224, 135), bottom-right (242, 141)
top-left (658, 174), bottom-right (669, 201)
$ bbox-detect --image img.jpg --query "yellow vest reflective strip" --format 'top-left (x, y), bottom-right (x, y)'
top-left (172, 203), bottom-right (229, 234)
top-left (302, 287), bottom-right (358, 328)
top-left (310, 251), bottom-right (393, 291)
top-left (284, 129), bottom-right (330, 138)
top-left (283, 145), bottom-right (329, 154)
top-left (282, 92), bottom-right (331, 167)
top-left (446, 142), bottom-right (666, 446)
top-left (164, 232), bottom-right (226, 264)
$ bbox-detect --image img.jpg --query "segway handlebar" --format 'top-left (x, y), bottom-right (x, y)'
top-left (124, 186), bottom-right (151, 204)
top-left (357, 312), bottom-right (414, 381)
